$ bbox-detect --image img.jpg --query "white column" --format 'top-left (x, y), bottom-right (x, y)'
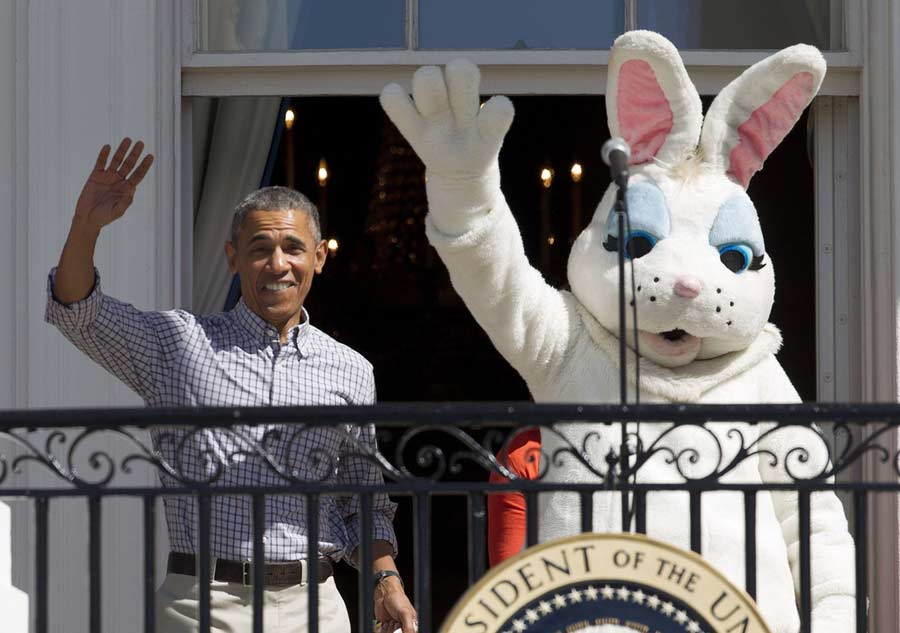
top-left (860, 2), bottom-right (900, 633)
top-left (2, 1), bottom-right (180, 632)
top-left (0, 502), bottom-right (28, 633)
top-left (0, 1), bottom-right (30, 629)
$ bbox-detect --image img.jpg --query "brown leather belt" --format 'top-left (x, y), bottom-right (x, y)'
top-left (167, 552), bottom-right (333, 587)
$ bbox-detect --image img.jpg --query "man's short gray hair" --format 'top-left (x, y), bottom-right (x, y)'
top-left (230, 186), bottom-right (322, 245)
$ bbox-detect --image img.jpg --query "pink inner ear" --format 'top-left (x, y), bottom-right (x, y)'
top-left (617, 59), bottom-right (673, 165)
top-left (729, 72), bottom-right (814, 188)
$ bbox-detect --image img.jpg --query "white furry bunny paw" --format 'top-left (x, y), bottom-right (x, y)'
top-left (380, 59), bottom-right (514, 236)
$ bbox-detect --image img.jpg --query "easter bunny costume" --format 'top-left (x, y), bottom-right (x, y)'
top-left (381, 31), bottom-right (854, 633)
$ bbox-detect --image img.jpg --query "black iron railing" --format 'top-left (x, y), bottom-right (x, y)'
top-left (1, 403), bottom-right (896, 633)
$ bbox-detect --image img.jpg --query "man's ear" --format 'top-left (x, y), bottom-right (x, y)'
top-left (225, 241), bottom-right (238, 274)
top-left (314, 240), bottom-right (327, 274)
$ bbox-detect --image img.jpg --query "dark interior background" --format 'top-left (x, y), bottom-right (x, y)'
top-left (259, 95), bottom-right (816, 630)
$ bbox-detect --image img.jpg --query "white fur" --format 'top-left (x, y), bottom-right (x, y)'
top-left (569, 167), bottom-right (776, 365)
top-left (381, 30), bottom-right (852, 633)
top-left (607, 30), bottom-right (703, 167)
top-left (700, 44), bottom-right (826, 180)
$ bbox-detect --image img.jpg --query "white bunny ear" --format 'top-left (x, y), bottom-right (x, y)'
top-left (699, 44), bottom-right (826, 188)
top-left (606, 30), bottom-right (703, 167)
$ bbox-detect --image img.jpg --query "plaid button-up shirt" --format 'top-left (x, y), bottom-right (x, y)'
top-left (45, 270), bottom-right (397, 564)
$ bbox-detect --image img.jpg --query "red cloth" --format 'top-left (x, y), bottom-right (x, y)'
top-left (487, 429), bottom-right (541, 566)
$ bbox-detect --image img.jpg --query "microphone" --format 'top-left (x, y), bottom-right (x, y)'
top-left (602, 138), bottom-right (631, 188)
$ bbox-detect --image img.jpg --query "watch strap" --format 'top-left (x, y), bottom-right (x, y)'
top-left (372, 569), bottom-right (403, 592)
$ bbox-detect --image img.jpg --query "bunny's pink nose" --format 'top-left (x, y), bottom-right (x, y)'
top-left (673, 277), bottom-right (702, 299)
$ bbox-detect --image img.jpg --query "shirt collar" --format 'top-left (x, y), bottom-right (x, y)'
top-left (232, 299), bottom-right (311, 352)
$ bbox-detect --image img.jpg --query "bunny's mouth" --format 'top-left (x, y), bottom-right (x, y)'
top-left (639, 328), bottom-right (702, 358)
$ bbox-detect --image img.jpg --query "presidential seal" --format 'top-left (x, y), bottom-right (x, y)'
top-left (440, 533), bottom-right (771, 633)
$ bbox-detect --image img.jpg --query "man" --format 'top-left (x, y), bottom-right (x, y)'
top-left (46, 138), bottom-right (417, 633)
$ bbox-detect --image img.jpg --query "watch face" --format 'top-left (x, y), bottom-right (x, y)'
top-left (440, 533), bottom-right (771, 633)
top-left (374, 570), bottom-right (401, 591)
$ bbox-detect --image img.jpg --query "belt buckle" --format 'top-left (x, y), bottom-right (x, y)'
top-left (242, 560), bottom-right (252, 587)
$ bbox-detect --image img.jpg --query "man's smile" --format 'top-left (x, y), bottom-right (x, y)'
top-left (262, 281), bottom-right (296, 292)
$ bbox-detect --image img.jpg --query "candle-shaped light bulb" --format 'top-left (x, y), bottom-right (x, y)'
top-left (570, 162), bottom-right (583, 182)
top-left (327, 238), bottom-right (339, 253)
top-left (284, 109), bottom-right (295, 130)
top-left (317, 158), bottom-right (328, 186)
top-left (540, 167), bottom-right (554, 189)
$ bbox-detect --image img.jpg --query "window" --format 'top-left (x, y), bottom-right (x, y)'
top-left (183, 1), bottom-right (864, 397)
top-left (199, 0), bottom-right (406, 51)
top-left (198, 94), bottom-right (821, 397)
top-left (637, 0), bottom-right (845, 50)
top-left (418, 0), bottom-right (624, 50)
top-left (197, 0), bottom-right (847, 52)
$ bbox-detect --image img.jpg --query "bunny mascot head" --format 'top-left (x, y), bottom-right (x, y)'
top-left (382, 31), bottom-right (854, 632)
top-left (569, 32), bottom-right (824, 368)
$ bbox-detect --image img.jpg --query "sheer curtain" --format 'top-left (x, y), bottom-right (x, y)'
top-left (193, 1), bottom-right (288, 314)
top-left (200, 0), bottom-right (291, 51)
top-left (192, 98), bottom-right (282, 314)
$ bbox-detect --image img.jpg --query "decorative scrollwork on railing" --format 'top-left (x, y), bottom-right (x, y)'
top-left (0, 411), bottom-right (899, 490)
top-left (1, 425), bottom-right (166, 488)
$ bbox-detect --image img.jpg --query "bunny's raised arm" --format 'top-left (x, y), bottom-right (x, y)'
top-left (380, 62), bottom-right (576, 385)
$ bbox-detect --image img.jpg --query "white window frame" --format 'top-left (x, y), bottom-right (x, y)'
top-left (815, 96), bottom-right (861, 402)
top-left (177, 0), bottom-right (863, 388)
top-left (180, 0), bottom-right (862, 97)
top-left (175, 1), bottom-right (897, 631)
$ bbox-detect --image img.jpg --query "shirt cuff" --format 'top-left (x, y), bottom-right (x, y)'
top-left (343, 507), bottom-right (399, 569)
top-left (44, 267), bottom-right (103, 330)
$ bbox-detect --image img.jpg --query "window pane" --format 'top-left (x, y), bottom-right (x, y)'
top-left (419, 0), bottom-right (624, 50)
top-left (636, 0), bottom-right (844, 50)
top-left (200, 0), bottom-right (405, 51)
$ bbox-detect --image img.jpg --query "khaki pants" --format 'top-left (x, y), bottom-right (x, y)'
top-left (156, 572), bottom-right (352, 633)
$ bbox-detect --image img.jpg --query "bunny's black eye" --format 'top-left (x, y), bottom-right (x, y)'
top-left (603, 230), bottom-right (657, 259)
top-left (625, 231), bottom-right (656, 259)
top-left (718, 243), bottom-right (765, 273)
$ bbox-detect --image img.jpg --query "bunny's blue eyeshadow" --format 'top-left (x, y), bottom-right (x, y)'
top-left (603, 180), bottom-right (671, 240)
top-left (708, 193), bottom-right (765, 256)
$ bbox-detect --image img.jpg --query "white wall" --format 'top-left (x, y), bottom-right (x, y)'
top-left (0, 0), bottom-right (20, 409)
top-left (0, 1), bottom-right (180, 631)
top-left (861, 2), bottom-right (900, 631)
top-left (0, 2), bottom-right (29, 627)
top-left (21, 5), bottom-right (176, 407)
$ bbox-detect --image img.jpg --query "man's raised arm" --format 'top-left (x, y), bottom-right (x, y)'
top-left (46, 138), bottom-right (168, 402)
top-left (54, 138), bottom-right (153, 304)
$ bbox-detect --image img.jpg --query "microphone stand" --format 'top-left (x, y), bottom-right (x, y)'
top-left (615, 185), bottom-right (628, 405)
top-left (614, 179), bottom-right (633, 532)
top-left (603, 138), bottom-right (641, 533)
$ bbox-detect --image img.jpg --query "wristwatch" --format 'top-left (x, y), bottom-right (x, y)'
top-left (372, 569), bottom-right (403, 592)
